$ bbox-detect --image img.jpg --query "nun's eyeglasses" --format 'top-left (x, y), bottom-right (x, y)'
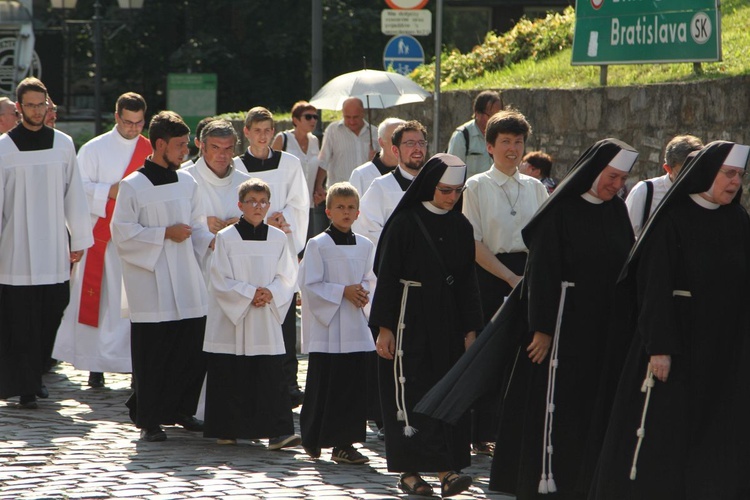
top-left (719, 168), bottom-right (746, 180)
top-left (435, 186), bottom-right (466, 195)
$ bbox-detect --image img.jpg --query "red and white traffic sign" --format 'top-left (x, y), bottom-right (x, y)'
top-left (385, 0), bottom-right (428, 10)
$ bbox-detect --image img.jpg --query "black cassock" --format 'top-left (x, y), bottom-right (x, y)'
top-left (369, 203), bottom-right (483, 472)
top-left (416, 194), bottom-right (635, 499)
top-left (589, 199), bottom-right (750, 499)
top-left (491, 194), bottom-right (633, 499)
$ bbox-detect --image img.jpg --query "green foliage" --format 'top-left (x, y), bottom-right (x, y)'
top-left (413, 1), bottom-right (750, 91)
top-left (412, 7), bottom-right (575, 88)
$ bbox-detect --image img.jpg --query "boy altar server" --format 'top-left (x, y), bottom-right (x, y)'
top-left (298, 182), bottom-right (376, 464)
top-left (202, 178), bottom-right (301, 450)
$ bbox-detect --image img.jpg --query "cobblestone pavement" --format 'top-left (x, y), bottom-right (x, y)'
top-left (0, 357), bottom-right (514, 500)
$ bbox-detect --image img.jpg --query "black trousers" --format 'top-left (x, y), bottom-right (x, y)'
top-left (126, 317), bottom-right (206, 429)
top-left (281, 296), bottom-right (299, 391)
top-left (0, 282), bottom-right (69, 399)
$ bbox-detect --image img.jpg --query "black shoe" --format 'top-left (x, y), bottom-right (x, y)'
top-left (140, 426), bottom-right (167, 442)
top-left (376, 427), bottom-right (385, 441)
top-left (88, 372), bottom-right (105, 388)
top-left (174, 414), bottom-right (204, 432)
top-left (289, 387), bottom-right (304, 408)
top-left (36, 385), bottom-right (49, 399)
top-left (19, 394), bottom-right (38, 409)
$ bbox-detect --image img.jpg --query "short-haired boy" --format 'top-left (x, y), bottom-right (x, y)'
top-left (202, 178), bottom-right (301, 450)
top-left (298, 182), bottom-right (376, 464)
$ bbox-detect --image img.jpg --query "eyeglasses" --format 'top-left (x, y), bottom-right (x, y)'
top-left (240, 200), bottom-right (270, 208)
top-left (0, 111), bottom-right (19, 117)
top-left (719, 168), bottom-right (747, 180)
top-left (401, 140), bottom-right (428, 148)
top-left (20, 102), bottom-right (48, 111)
top-left (435, 185), bottom-right (466, 195)
top-left (302, 113), bottom-right (319, 121)
top-left (49, 105), bottom-right (58, 113)
top-left (119, 117), bottom-right (145, 127)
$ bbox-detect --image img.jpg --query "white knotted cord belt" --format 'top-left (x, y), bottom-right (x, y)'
top-left (630, 369), bottom-right (656, 480)
top-left (539, 281), bottom-right (575, 494)
top-left (394, 279), bottom-right (422, 437)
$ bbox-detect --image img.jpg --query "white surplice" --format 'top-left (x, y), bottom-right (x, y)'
top-left (0, 130), bottom-right (93, 285)
top-left (111, 170), bottom-right (212, 323)
top-left (233, 151), bottom-right (310, 254)
top-left (299, 232), bottom-right (376, 354)
top-left (203, 225), bottom-right (297, 356)
top-left (352, 168), bottom-right (411, 246)
top-left (53, 129), bottom-right (145, 372)
top-left (348, 160), bottom-right (381, 197)
top-left (183, 159), bottom-right (250, 277)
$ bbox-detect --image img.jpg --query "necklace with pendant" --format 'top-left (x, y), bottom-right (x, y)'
top-left (501, 179), bottom-right (521, 216)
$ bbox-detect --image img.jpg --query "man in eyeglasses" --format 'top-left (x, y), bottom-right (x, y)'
top-left (356, 120), bottom-right (428, 246)
top-left (349, 117), bottom-right (405, 197)
top-left (0, 97), bottom-right (19, 134)
top-left (447, 90), bottom-right (502, 179)
top-left (53, 92), bottom-right (152, 391)
top-left (0, 77), bottom-right (93, 409)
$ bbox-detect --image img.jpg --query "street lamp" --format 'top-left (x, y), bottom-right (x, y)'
top-left (50, 0), bottom-right (144, 135)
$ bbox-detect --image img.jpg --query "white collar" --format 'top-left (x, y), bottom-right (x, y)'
top-left (247, 146), bottom-right (273, 159)
top-left (398, 165), bottom-right (416, 180)
top-left (422, 201), bottom-right (449, 214)
top-left (581, 191), bottom-right (604, 204)
top-left (689, 193), bottom-right (720, 210)
top-left (194, 157), bottom-right (234, 186)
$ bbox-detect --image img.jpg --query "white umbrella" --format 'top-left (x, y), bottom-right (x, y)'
top-left (309, 68), bottom-right (432, 145)
top-left (309, 68), bottom-right (431, 110)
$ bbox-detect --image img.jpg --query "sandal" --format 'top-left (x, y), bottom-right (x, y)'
top-left (398, 472), bottom-right (434, 497)
top-left (440, 471), bottom-right (472, 498)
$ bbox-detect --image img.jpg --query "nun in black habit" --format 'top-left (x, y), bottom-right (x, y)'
top-left (589, 141), bottom-right (750, 500)
top-left (415, 138), bottom-right (639, 499)
top-left (369, 153), bottom-right (484, 497)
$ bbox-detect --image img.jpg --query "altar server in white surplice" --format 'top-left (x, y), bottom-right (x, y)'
top-left (354, 120), bottom-right (428, 246)
top-left (234, 106), bottom-right (309, 406)
top-left (0, 77), bottom-right (93, 409)
top-left (183, 119), bottom-right (250, 277)
top-left (299, 182), bottom-right (376, 465)
top-left (112, 111), bottom-right (213, 443)
top-left (203, 178), bottom-right (301, 450)
top-left (53, 93), bottom-right (152, 389)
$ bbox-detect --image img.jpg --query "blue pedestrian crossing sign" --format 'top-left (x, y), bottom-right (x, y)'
top-left (383, 35), bottom-right (425, 76)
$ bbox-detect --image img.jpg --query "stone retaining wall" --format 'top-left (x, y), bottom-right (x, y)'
top-left (239, 75), bottom-right (749, 192)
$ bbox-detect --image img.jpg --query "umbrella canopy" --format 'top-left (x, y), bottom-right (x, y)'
top-left (309, 69), bottom-right (431, 110)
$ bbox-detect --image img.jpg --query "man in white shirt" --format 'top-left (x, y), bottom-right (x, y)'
top-left (112, 111), bottom-right (214, 442)
top-left (0, 77), bottom-right (93, 409)
top-left (461, 109), bottom-right (548, 453)
top-left (625, 134), bottom-right (703, 236)
top-left (234, 106), bottom-right (309, 406)
top-left (447, 91), bottom-right (502, 179)
top-left (349, 117), bottom-right (404, 197)
top-left (53, 92), bottom-right (152, 390)
top-left (314, 97), bottom-right (379, 199)
top-left (355, 120), bottom-right (428, 246)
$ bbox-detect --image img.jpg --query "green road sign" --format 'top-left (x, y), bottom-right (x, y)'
top-left (572, 0), bottom-right (721, 65)
top-left (167, 73), bottom-right (218, 134)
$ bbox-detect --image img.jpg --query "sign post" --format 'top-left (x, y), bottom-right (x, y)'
top-left (383, 35), bottom-right (425, 75)
top-left (572, 0), bottom-right (721, 65)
